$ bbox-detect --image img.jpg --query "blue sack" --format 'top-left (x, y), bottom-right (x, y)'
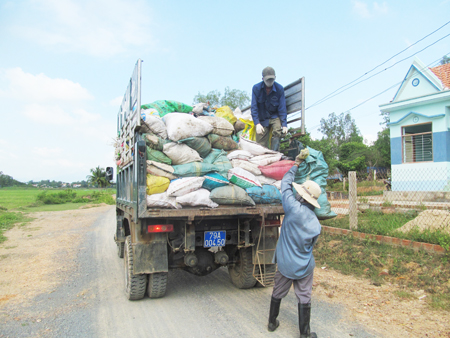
top-left (246, 185), bottom-right (282, 204)
top-left (172, 162), bottom-right (217, 177)
top-left (202, 173), bottom-right (230, 191)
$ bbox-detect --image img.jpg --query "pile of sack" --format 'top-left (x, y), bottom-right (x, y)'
top-left (115, 100), bottom-right (336, 219)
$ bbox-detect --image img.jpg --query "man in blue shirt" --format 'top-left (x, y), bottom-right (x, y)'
top-left (267, 148), bottom-right (321, 338)
top-left (251, 67), bottom-right (288, 151)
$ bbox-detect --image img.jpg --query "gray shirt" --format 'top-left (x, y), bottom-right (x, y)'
top-left (273, 165), bottom-right (321, 279)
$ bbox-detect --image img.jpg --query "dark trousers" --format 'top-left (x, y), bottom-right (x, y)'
top-left (272, 270), bottom-right (314, 304)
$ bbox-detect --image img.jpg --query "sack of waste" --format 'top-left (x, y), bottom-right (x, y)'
top-left (176, 188), bottom-right (219, 208)
top-left (198, 116), bottom-right (234, 136)
top-left (231, 159), bottom-right (261, 176)
top-left (228, 167), bottom-right (262, 189)
top-left (246, 185), bottom-right (282, 204)
top-left (249, 153), bottom-right (282, 166)
top-left (147, 146), bottom-right (172, 165)
top-left (146, 160), bottom-right (177, 180)
top-left (147, 192), bottom-right (181, 209)
top-left (239, 137), bottom-right (278, 156)
top-left (167, 177), bottom-right (205, 197)
top-left (146, 174), bottom-right (170, 195)
top-left (255, 175), bottom-right (276, 185)
top-left (163, 142), bottom-right (202, 165)
top-left (227, 150), bottom-right (253, 161)
top-left (203, 149), bottom-right (232, 178)
top-left (273, 180), bottom-right (282, 191)
top-left (259, 160), bottom-right (295, 181)
top-left (143, 133), bottom-right (170, 151)
top-left (164, 113), bottom-right (213, 142)
top-left (172, 162), bottom-right (217, 177)
top-left (141, 100), bottom-right (193, 117)
top-left (202, 172), bottom-right (230, 191)
top-left (207, 134), bottom-right (239, 151)
top-left (141, 110), bottom-right (168, 139)
top-left (209, 185), bottom-right (255, 206)
top-left (179, 137), bottom-right (211, 158)
top-left (215, 106), bottom-right (237, 125)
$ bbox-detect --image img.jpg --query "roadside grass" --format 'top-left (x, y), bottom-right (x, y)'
top-left (315, 232), bottom-right (450, 311)
top-left (321, 209), bottom-right (450, 250)
top-left (0, 211), bottom-right (33, 243)
top-left (327, 180), bottom-right (386, 196)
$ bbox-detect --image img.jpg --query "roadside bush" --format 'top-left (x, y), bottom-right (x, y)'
top-left (34, 189), bottom-right (115, 206)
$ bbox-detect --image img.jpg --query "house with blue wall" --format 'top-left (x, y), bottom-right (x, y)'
top-left (379, 58), bottom-right (450, 191)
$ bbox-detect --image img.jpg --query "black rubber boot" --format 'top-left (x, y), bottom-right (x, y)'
top-left (268, 296), bottom-right (281, 332)
top-left (270, 137), bottom-right (280, 152)
top-left (299, 303), bottom-right (317, 338)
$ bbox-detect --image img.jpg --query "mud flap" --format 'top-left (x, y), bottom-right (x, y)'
top-left (132, 233), bottom-right (168, 274)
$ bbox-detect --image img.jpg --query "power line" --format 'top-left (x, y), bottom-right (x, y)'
top-left (294, 20), bottom-right (450, 115)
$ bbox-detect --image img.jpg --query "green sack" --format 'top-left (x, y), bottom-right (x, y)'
top-left (172, 162), bottom-right (217, 177)
top-left (210, 185), bottom-right (255, 206)
top-left (141, 100), bottom-right (193, 117)
top-left (147, 146), bottom-right (172, 165)
top-left (179, 137), bottom-right (211, 158)
top-left (207, 134), bottom-right (239, 151)
top-left (143, 133), bottom-right (170, 151)
top-left (203, 149), bottom-right (232, 178)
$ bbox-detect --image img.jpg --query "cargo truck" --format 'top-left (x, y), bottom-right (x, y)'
top-left (114, 59), bottom-right (305, 300)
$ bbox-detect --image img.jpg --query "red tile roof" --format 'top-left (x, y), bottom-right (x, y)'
top-left (430, 63), bottom-right (450, 89)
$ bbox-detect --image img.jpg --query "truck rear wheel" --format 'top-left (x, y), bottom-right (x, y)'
top-left (124, 236), bottom-right (147, 300)
top-left (147, 272), bottom-right (168, 299)
top-left (228, 247), bottom-right (257, 289)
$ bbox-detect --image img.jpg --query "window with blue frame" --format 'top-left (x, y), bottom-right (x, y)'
top-left (402, 123), bottom-right (432, 163)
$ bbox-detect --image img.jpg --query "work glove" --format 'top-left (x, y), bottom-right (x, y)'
top-left (282, 126), bottom-right (288, 134)
top-left (256, 123), bottom-right (265, 135)
top-left (295, 148), bottom-right (309, 165)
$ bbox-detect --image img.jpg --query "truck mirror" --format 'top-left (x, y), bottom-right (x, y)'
top-left (106, 167), bottom-right (113, 181)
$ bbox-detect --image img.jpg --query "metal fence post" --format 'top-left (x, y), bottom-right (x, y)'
top-left (349, 171), bottom-right (357, 230)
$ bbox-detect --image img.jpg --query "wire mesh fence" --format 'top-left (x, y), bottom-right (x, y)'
top-left (326, 167), bottom-right (450, 233)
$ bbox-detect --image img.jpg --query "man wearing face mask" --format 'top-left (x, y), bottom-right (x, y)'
top-left (251, 66), bottom-right (288, 151)
top-left (267, 148), bottom-right (321, 338)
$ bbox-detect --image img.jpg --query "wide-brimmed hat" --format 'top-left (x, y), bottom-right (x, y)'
top-left (292, 180), bottom-right (321, 209)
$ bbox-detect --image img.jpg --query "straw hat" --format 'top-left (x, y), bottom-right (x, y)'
top-left (292, 180), bottom-right (321, 209)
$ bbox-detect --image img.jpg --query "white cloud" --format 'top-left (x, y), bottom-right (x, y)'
top-left (23, 104), bottom-right (74, 125)
top-left (73, 109), bottom-right (101, 124)
top-left (0, 67), bottom-right (93, 102)
top-left (32, 147), bottom-right (63, 157)
top-left (353, 1), bottom-right (388, 18)
top-left (12, 0), bottom-right (154, 57)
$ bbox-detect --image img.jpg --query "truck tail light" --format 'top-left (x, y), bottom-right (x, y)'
top-left (148, 224), bottom-right (173, 233)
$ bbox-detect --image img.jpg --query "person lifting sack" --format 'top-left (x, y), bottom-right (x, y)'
top-left (251, 66), bottom-right (288, 152)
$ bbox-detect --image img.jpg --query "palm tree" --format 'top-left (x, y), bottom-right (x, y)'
top-left (86, 166), bottom-right (109, 188)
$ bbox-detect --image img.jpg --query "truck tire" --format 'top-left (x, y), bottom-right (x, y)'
top-left (228, 247), bottom-right (257, 289)
top-left (117, 241), bottom-right (125, 258)
top-left (124, 236), bottom-right (147, 300)
top-left (147, 272), bottom-right (168, 299)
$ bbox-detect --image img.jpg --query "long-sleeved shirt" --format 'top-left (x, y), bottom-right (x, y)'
top-left (251, 81), bottom-right (287, 128)
top-left (273, 165), bottom-right (321, 280)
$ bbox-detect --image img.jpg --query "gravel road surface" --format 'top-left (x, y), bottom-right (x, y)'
top-left (0, 206), bottom-right (381, 338)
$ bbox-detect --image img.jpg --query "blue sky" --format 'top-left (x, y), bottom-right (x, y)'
top-left (0, 0), bottom-right (449, 183)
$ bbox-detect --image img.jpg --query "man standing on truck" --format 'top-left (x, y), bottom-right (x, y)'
top-left (251, 66), bottom-right (288, 151)
top-left (267, 148), bottom-right (321, 338)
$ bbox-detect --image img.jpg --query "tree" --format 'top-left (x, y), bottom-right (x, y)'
top-left (193, 87), bottom-right (250, 110)
top-left (86, 166), bottom-right (109, 188)
top-left (373, 128), bottom-right (391, 167)
top-left (440, 55), bottom-right (450, 65)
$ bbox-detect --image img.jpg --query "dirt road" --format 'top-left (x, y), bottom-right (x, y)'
top-left (0, 206), bottom-right (445, 337)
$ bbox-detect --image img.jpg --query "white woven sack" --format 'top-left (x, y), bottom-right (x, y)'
top-left (249, 153), bottom-right (282, 166)
top-left (256, 175), bottom-right (276, 185)
top-left (239, 137), bottom-right (278, 156)
top-left (176, 188), bottom-right (219, 208)
top-left (163, 142), bottom-right (202, 165)
top-left (272, 180), bottom-right (282, 191)
top-left (147, 192), bottom-right (182, 209)
top-left (231, 159), bottom-right (261, 176)
top-left (146, 160), bottom-right (177, 180)
top-left (198, 116), bottom-right (234, 136)
top-left (227, 167), bottom-right (262, 188)
top-left (167, 177), bottom-right (205, 197)
top-left (164, 113), bottom-right (213, 142)
top-left (233, 107), bottom-right (243, 120)
top-left (227, 150), bottom-right (253, 161)
top-left (141, 111), bottom-right (168, 139)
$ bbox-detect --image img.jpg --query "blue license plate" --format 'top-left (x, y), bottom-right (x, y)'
top-left (204, 231), bottom-right (226, 247)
